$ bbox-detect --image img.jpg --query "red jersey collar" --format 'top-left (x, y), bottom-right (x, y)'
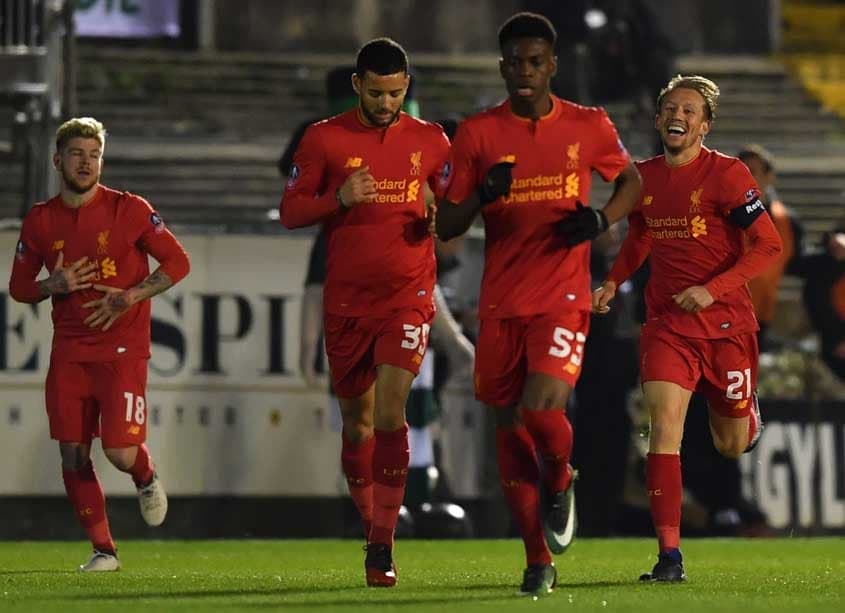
top-left (504, 95), bottom-right (561, 123)
top-left (665, 145), bottom-right (710, 169)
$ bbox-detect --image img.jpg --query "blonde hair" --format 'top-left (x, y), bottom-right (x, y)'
top-left (55, 117), bottom-right (106, 152)
top-left (657, 75), bottom-right (720, 121)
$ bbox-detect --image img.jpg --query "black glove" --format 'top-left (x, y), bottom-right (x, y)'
top-left (558, 201), bottom-right (609, 246)
top-left (477, 162), bottom-right (515, 205)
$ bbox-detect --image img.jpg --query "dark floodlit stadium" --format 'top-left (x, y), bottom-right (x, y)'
top-left (0, 1), bottom-right (843, 610)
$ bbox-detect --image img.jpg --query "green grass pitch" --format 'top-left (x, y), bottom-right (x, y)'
top-left (1, 538), bottom-right (842, 612)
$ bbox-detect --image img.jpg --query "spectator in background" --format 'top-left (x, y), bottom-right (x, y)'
top-left (738, 144), bottom-right (804, 351)
top-left (798, 218), bottom-right (845, 381)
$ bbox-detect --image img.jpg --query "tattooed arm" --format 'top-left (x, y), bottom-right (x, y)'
top-left (36, 253), bottom-right (98, 298)
top-left (82, 269), bottom-right (174, 331)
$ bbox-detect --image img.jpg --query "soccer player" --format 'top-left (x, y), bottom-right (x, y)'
top-left (592, 75), bottom-right (783, 581)
top-left (435, 12), bottom-right (642, 595)
top-left (280, 38), bottom-right (450, 587)
top-left (8, 117), bottom-right (190, 571)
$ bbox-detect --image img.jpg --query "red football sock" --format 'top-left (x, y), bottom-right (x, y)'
top-left (62, 461), bottom-right (115, 553)
top-left (341, 431), bottom-right (375, 538)
top-left (496, 425), bottom-right (551, 566)
top-left (646, 452), bottom-right (682, 552)
top-left (128, 444), bottom-right (155, 488)
top-left (521, 408), bottom-right (573, 493)
top-left (370, 424), bottom-right (410, 547)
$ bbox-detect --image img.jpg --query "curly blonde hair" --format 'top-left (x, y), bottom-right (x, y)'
top-left (657, 75), bottom-right (720, 121)
top-left (55, 117), bottom-right (107, 152)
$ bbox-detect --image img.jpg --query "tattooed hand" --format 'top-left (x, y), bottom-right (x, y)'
top-left (39, 252), bottom-right (98, 296)
top-left (82, 284), bottom-right (136, 331)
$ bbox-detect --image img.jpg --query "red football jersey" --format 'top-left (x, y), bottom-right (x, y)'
top-left (444, 97), bottom-right (629, 318)
top-left (9, 185), bottom-right (190, 361)
top-left (281, 110), bottom-right (450, 317)
top-left (608, 147), bottom-right (782, 339)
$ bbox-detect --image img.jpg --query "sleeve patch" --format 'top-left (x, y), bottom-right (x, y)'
top-left (15, 239), bottom-right (25, 262)
top-left (150, 212), bottom-right (166, 233)
top-left (286, 164), bottom-right (300, 189)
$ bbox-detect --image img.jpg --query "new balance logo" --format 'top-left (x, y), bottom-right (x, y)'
top-left (345, 157), bottom-right (363, 168)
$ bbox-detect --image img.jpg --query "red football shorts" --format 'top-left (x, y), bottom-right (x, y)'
top-left (45, 358), bottom-right (149, 447)
top-left (324, 307), bottom-right (434, 398)
top-left (474, 310), bottom-right (591, 407)
top-left (639, 323), bottom-right (759, 417)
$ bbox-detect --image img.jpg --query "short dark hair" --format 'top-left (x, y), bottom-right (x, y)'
top-left (498, 12), bottom-right (557, 51)
top-left (355, 38), bottom-right (409, 77)
top-left (737, 144), bottom-right (775, 173)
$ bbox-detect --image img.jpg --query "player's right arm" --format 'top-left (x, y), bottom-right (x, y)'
top-left (280, 125), bottom-right (377, 228)
top-left (593, 208), bottom-right (651, 313)
top-left (8, 214), bottom-right (96, 303)
top-left (435, 122), bottom-right (514, 241)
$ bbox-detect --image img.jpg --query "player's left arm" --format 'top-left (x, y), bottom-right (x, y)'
top-left (677, 166), bottom-right (783, 312)
top-left (84, 200), bottom-right (190, 330)
top-left (559, 110), bottom-right (642, 246)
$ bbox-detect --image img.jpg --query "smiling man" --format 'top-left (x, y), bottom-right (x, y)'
top-left (8, 117), bottom-right (190, 572)
top-left (280, 38), bottom-right (450, 588)
top-left (593, 75), bottom-right (783, 582)
top-left (434, 12), bottom-right (641, 596)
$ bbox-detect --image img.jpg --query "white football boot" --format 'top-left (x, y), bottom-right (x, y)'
top-left (137, 473), bottom-right (168, 527)
top-left (79, 550), bottom-right (120, 572)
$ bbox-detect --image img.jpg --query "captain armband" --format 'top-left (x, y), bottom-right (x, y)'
top-left (728, 196), bottom-right (766, 229)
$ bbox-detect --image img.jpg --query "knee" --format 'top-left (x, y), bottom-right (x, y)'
top-left (343, 421), bottom-right (374, 443)
top-left (103, 446), bottom-right (137, 471)
top-left (59, 444), bottom-right (90, 470)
